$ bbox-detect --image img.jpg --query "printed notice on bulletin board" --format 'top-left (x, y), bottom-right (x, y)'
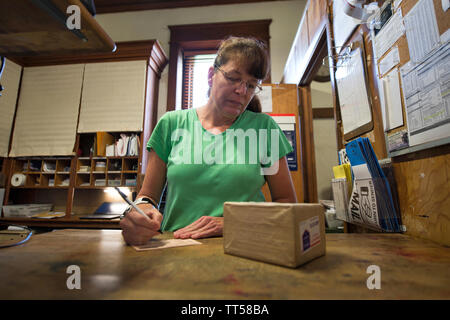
top-left (259, 86), bottom-right (273, 113)
top-left (270, 114), bottom-right (298, 171)
top-left (283, 130), bottom-right (298, 171)
top-left (335, 47), bottom-right (373, 136)
top-left (400, 42), bottom-right (450, 147)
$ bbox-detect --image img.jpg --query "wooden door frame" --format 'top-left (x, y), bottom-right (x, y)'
top-left (298, 23), bottom-right (335, 203)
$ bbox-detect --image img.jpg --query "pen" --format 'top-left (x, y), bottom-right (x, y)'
top-left (114, 187), bottom-right (162, 233)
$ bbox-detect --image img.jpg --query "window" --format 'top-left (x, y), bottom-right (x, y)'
top-left (167, 20), bottom-right (272, 111)
top-left (182, 53), bottom-right (216, 109)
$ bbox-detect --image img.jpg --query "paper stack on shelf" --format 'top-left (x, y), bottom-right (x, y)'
top-left (331, 163), bottom-right (352, 224)
top-left (115, 133), bottom-right (139, 156)
top-left (43, 161), bottom-right (56, 172)
top-left (32, 211), bottom-right (66, 219)
top-left (127, 134), bottom-right (139, 156)
top-left (341, 137), bottom-right (402, 232)
top-left (3, 204), bottom-right (53, 217)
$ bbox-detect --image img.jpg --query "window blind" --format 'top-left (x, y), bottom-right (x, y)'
top-left (0, 59), bottom-right (22, 157)
top-left (182, 53), bottom-right (216, 109)
top-left (78, 60), bottom-right (147, 133)
top-left (182, 55), bottom-right (195, 109)
top-left (9, 64), bottom-right (84, 157)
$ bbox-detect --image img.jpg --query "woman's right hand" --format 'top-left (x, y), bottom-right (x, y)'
top-left (119, 204), bottom-right (163, 246)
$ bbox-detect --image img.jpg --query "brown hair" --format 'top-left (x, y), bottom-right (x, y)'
top-left (213, 36), bottom-right (270, 113)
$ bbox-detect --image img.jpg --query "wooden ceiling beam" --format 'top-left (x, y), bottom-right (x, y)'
top-left (0, 0), bottom-right (116, 57)
top-left (94, 0), bottom-right (289, 14)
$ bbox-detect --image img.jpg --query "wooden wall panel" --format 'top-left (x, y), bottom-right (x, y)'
top-left (261, 84), bottom-right (304, 203)
top-left (434, 0), bottom-right (450, 34)
top-left (400, 0), bottom-right (418, 14)
top-left (307, 0), bottom-right (327, 45)
top-left (393, 146), bottom-right (450, 245)
top-left (283, 0), bottom-right (329, 84)
top-left (299, 85), bottom-right (317, 203)
top-left (272, 84), bottom-right (304, 204)
top-left (299, 18), bottom-right (310, 61)
top-left (282, 15), bottom-right (310, 84)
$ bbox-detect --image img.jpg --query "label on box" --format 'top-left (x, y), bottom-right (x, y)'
top-left (299, 216), bottom-right (321, 253)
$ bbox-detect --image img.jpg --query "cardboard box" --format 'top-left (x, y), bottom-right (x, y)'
top-left (223, 202), bottom-right (326, 268)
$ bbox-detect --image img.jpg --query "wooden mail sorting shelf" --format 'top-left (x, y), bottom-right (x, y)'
top-left (10, 157), bottom-right (72, 188)
top-left (2, 154), bottom-right (139, 229)
top-left (0, 40), bottom-right (168, 229)
top-left (75, 156), bottom-right (138, 188)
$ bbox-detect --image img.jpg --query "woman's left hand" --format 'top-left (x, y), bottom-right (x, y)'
top-left (173, 216), bottom-right (223, 239)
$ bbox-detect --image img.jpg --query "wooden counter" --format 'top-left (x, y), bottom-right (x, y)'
top-left (0, 229), bottom-right (449, 300)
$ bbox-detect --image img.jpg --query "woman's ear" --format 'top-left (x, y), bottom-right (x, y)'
top-left (208, 66), bottom-right (215, 87)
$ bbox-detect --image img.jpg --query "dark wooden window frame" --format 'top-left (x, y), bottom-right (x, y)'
top-left (167, 19), bottom-right (272, 111)
top-left (182, 50), bottom-right (217, 109)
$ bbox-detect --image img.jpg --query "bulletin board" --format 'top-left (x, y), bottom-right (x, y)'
top-left (372, 0), bottom-right (450, 157)
top-left (331, 0), bottom-right (450, 158)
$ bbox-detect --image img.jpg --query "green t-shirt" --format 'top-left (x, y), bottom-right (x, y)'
top-left (147, 109), bottom-right (293, 231)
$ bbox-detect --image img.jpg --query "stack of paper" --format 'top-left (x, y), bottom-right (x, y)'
top-left (343, 137), bottom-right (402, 232)
top-left (333, 163), bottom-right (352, 196)
top-left (115, 134), bottom-right (139, 156)
top-left (331, 163), bottom-right (352, 223)
top-left (32, 211), bottom-right (66, 219)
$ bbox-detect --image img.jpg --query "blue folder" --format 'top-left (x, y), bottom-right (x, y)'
top-left (345, 138), bottom-right (401, 232)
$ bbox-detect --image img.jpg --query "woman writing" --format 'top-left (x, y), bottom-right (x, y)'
top-left (120, 37), bottom-right (297, 245)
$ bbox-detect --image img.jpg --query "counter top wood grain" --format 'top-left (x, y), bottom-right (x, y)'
top-left (0, 229), bottom-right (449, 299)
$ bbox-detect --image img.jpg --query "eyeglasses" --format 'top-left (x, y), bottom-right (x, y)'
top-left (216, 67), bottom-right (263, 95)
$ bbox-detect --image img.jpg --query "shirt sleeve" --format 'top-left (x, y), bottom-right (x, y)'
top-left (146, 111), bottom-right (173, 163)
